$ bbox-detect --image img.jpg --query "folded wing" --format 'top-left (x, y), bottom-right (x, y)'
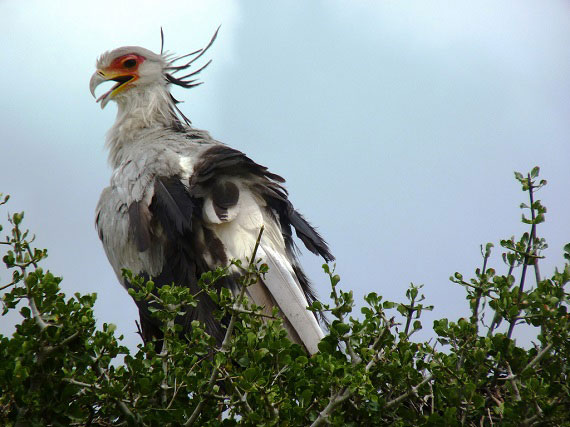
top-left (101, 144), bottom-right (333, 354)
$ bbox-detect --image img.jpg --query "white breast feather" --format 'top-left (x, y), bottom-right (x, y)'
top-left (178, 156), bottom-right (195, 180)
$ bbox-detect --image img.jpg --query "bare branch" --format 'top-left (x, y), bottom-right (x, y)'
top-left (507, 174), bottom-right (540, 340)
top-left (506, 363), bottom-right (521, 401)
top-left (310, 388), bottom-right (352, 427)
top-left (385, 375), bottom-right (433, 408)
top-left (24, 271), bottom-right (48, 331)
top-left (63, 378), bottom-right (100, 389)
top-left (500, 342), bottom-right (554, 384)
top-left (0, 280), bottom-right (18, 291)
top-left (229, 306), bottom-right (276, 319)
top-left (42, 331), bottom-right (81, 357)
top-left (523, 342), bottom-right (553, 373)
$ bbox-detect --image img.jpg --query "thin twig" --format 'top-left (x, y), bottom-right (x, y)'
top-left (161, 339), bottom-right (170, 405)
top-left (500, 342), bottom-right (554, 382)
top-left (327, 266), bottom-right (361, 364)
top-left (91, 355), bottom-right (138, 423)
top-left (310, 388), bottom-right (352, 427)
top-left (229, 306), bottom-right (276, 319)
top-left (365, 313), bottom-right (393, 371)
top-left (25, 245), bottom-right (40, 269)
top-left (429, 381), bottom-right (435, 415)
top-left (472, 246), bottom-right (491, 328)
top-left (487, 407), bottom-right (494, 426)
top-left (166, 379), bottom-right (185, 410)
top-left (42, 331), bottom-right (81, 357)
top-left (507, 175), bottom-right (538, 340)
top-left (488, 389), bottom-right (503, 408)
top-left (8, 223), bottom-right (48, 331)
top-left (269, 364), bottom-right (290, 387)
top-left (526, 179), bottom-right (542, 287)
top-left (263, 391), bottom-right (279, 419)
top-left (220, 366), bottom-right (253, 414)
top-left (20, 264), bottom-right (47, 331)
top-left (506, 363), bottom-right (521, 401)
top-left (521, 413), bottom-right (541, 426)
top-left (0, 280), bottom-right (18, 291)
top-left (63, 378), bottom-right (100, 389)
top-left (523, 342), bottom-right (553, 373)
top-left (385, 375), bottom-right (433, 408)
top-left (403, 299), bottom-right (415, 337)
top-left (488, 264), bottom-right (515, 337)
top-left (26, 287), bottom-right (48, 329)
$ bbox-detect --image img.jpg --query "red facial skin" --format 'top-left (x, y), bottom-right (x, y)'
top-left (96, 54), bottom-right (147, 100)
top-left (107, 54), bottom-right (147, 74)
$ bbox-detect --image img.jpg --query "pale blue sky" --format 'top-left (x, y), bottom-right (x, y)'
top-left (1, 0), bottom-right (569, 350)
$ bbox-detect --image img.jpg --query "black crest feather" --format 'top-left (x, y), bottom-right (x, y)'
top-left (161, 26), bottom-right (220, 126)
top-left (164, 26), bottom-right (220, 89)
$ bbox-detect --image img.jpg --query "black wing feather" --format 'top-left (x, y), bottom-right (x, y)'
top-left (191, 145), bottom-right (286, 186)
top-left (132, 174), bottom-right (231, 346)
top-left (152, 176), bottom-right (194, 238)
top-left (128, 201), bottom-right (151, 252)
top-left (287, 205), bottom-right (334, 262)
top-left (193, 145), bottom-right (334, 262)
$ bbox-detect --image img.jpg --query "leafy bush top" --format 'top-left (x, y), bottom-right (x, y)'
top-left (0, 168), bottom-right (568, 426)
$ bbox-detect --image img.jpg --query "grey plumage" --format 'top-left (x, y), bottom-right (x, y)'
top-left (91, 33), bottom-right (333, 354)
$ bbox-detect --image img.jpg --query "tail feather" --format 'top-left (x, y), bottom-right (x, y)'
top-left (256, 244), bottom-right (324, 355)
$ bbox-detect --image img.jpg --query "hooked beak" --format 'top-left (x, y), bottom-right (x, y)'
top-left (89, 70), bottom-right (136, 109)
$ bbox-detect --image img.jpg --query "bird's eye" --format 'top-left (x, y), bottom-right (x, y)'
top-left (123, 59), bottom-right (137, 68)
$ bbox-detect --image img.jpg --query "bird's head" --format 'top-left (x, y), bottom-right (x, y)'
top-left (90, 29), bottom-right (218, 110)
top-left (89, 46), bottom-right (165, 108)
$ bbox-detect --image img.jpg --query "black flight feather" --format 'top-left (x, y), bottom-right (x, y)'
top-left (287, 206), bottom-right (334, 262)
top-left (128, 201), bottom-right (152, 252)
top-left (192, 145), bottom-right (286, 185)
top-left (151, 176), bottom-right (193, 239)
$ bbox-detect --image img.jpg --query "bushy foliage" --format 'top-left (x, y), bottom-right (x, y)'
top-left (0, 168), bottom-right (568, 426)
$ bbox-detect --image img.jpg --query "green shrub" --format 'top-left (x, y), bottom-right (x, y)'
top-left (0, 168), bottom-right (568, 426)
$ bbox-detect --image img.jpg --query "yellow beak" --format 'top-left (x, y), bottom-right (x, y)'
top-left (89, 70), bottom-right (135, 109)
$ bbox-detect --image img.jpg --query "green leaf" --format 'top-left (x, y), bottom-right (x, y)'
top-left (333, 322), bottom-right (350, 335)
top-left (12, 212), bottom-right (24, 225)
top-left (243, 367), bottom-right (258, 382)
top-left (19, 306), bottom-right (31, 318)
top-left (564, 243), bottom-right (570, 261)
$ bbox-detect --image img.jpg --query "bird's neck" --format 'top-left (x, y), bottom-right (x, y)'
top-left (106, 85), bottom-right (181, 168)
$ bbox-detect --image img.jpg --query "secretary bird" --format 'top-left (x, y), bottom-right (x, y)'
top-left (90, 30), bottom-right (333, 355)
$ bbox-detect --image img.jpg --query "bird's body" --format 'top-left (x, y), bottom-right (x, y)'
top-left (91, 33), bottom-right (332, 354)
